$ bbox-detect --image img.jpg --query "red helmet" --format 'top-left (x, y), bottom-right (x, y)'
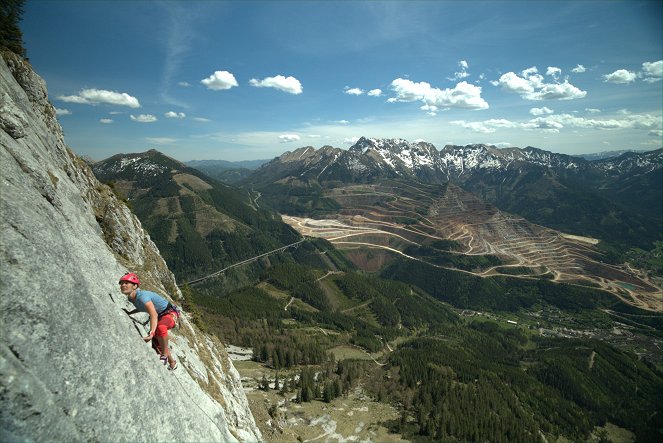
top-left (119, 272), bottom-right (140, 286)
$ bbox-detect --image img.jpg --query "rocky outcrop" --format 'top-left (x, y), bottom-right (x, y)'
top-left (0, 51), bottom-right (261, 442)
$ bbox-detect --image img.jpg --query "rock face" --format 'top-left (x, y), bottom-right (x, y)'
top-left (0, 51), bottom-right (262, 442)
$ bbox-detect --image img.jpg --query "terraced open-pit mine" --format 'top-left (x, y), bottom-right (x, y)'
top-left (282, 180), bottom-right (662, 312)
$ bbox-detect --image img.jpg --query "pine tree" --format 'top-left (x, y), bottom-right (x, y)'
top-left (274, 371), bottom-right (280, 391)
top-left (1, 0), bottom-right (26, 57)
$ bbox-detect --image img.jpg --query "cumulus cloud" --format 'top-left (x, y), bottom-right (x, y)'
top-left (546, 66), bottom-right (561, 80)
top-left (99, 118), bottom-right (113, 124)
top-left (57, 88), bottom-right (140, 108)
top-left (529, 107), bottom-right (554, 116)
top-left (344, 87), bottom-right (364, 95)
top-left (448, 60), bottom-right (470, 81)
top-left (55, 108), bottom-right (71, 116)
top-left (389, 78), bottom-right (489, 111)
top-left (367, 89), bottom-right (382, 97)
top-left (571, 64), bottom-right (586, 73)
top-left (249, 75), bottom-right (303, 94)
top-left (494, 67), bottom-right (586, 100)
top-left (450, 119), bottom-right (519, 133)
top-left (201, 71), bottom-right (238, 90)
top-left (420, 104), bottom-right (438, 116)
top-left (533, 112), bottom-right (662, 132)
top-left (642, 60), bottom-right (662, 82)
top-left (603, 69), bottom-right (637, 84)
top-left (165, 111), bottom-right (186, 119)
top-left (521, 117), bottom-right (564, 133)
top-left (279, 134), bottom-right (301, 143)
top-left (130, 114), bottom-right (157, 123)
top-left (450, 112), bottom-right (661, 136)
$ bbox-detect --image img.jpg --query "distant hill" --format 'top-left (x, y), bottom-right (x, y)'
top-left (575, 149), bottom-right (649, 161)
top-left (187, 158), bottom-right (270, 184)
top-left (93, 150), bottom-right (299, 282)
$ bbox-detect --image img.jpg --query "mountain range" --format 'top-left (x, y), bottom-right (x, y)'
top-left (241, 137), bottom-right (662, 249)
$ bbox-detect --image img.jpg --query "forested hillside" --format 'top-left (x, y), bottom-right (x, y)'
top-left (93, 150), bottom-right (299, 285)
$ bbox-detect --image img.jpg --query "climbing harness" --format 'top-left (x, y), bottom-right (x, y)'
top-left (159, 303), bottom-right (181, 328)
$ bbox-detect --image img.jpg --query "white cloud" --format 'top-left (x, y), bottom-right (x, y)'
top-left (57, 88), bottom-right (140, 108)
top-left (367, 89), bottom-right (382, 97)
top-left (530, 112), bottom-right (662, 132)
top-left (99, 118), bottom-right (113, 124)
top-left (448, 60), bottom-right (470, 81)
top-left (279, 134), bottom-right (301, 143)
top-left (165, 111), bottom-right (186, 119)
top-left (344, 87), bottom-right (364, 95)
top-left (571, 64), bottom-right (586, 73)
top-left (389, 78), bottom-right (489, 110)
top-left (332, 120), bottom-right (350, 125)
top-left (343, 137), bottom-right (360, 145)
top-left (495, 68), bottom-right (586, 100)
top-left (521, 66), bottom-right (539, 77)
top-left (529, 107), bottom-right (554, 116)
top-left (603, 69), bottom-right (637, 84)
top-left (585, 108), bottom-right (601, 114)
top-left (450, 111), bottom-right (661, 137)
top-left (532, 82), bottom-right (587, 100)
top-left (450, 118), bottom-right (519, 133)
top-left (642, 60), bottom-right (662, 82)
top-left (55, 108), bottom-right (71, 116)
top-left (249, 75), bottom-right (303, 94)
top-left (420, 104), bottom-right (438, 116)
top-left (178, 81), bottom-right (191, 87)
top-left (546, 66), bottom-right (561, 79)
top-left (146, 137), bottom-right (176, 144)
top-left (201, 71), bottom-right (238, 90)
top-left (130, 114), bottom-right (157, 123)
top-left (308, 134), bottom-right (322, 138)
top-left (521, 117), bottom-right (564, 133)
top-left (192, 117), bottom-right (211, 122)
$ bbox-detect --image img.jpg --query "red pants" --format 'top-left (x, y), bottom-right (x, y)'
top-left (151, 312), bottom-right (176, 354)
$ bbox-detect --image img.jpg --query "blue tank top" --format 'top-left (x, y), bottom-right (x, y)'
top-left (131, 289), bottom-right (169, 315)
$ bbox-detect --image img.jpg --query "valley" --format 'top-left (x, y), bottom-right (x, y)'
top-left (280, 180), bottom-right (662, 312)
top-left (91, 147), bottom-right (663, 443)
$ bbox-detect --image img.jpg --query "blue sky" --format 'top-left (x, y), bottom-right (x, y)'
top-left (22, 0), bottom-right (662, 161)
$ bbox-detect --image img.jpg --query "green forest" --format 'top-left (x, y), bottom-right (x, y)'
top-left (181, 252), bottom-right (663, 443)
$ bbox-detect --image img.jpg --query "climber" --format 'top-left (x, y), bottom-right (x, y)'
top-left (119, 272), bottom-right (179, 370)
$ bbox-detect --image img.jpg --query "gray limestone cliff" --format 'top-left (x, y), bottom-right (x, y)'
top-left (0, 51), bottom-right (262, 442)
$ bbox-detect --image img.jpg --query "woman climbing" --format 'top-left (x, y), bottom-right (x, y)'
top-left (119, 272), bottom-right (179, 370)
